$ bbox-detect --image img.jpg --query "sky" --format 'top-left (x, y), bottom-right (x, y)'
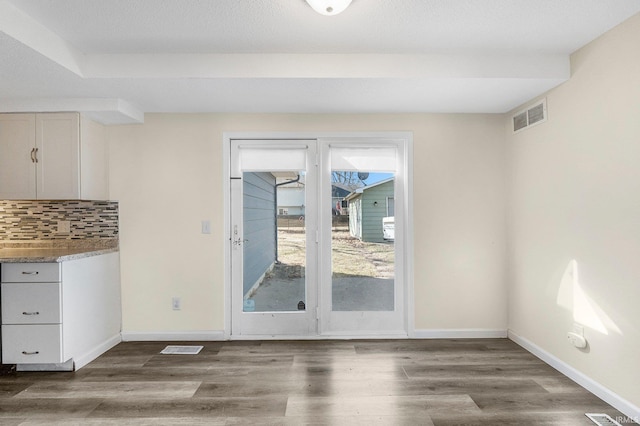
top-left (362, 172), bottom-right (394, 186)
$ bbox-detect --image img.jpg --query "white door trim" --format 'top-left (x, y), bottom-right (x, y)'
top-left (223, 132), bottom-right (414, 340)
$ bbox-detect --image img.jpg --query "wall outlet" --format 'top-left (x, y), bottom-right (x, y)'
top-left (567, 331), bottom-right (587, 349)
top-left (201, 220), bottom-right (211, 234)
top-left (172, 297), bottom-right (181, 310)
top-left (57, 220), bottom-right (70, 233)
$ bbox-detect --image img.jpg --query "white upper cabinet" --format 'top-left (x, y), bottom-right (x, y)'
top-left (0, 113), bottom-right (108, 200)
top-left (36, 113), bottom-right (80, 200)
top-left (0, 114), bottom-right (37, 199)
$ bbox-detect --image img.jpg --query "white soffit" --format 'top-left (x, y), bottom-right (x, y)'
top-left (0, 0), bottom-right (639, 119)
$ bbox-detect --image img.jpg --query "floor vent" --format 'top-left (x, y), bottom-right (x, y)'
top-left (585, 413), bottom-right (623, 426)
top-left (160, 345), bottom-right (203, 355)
top-left (512, 98), bottom-right (547, 133)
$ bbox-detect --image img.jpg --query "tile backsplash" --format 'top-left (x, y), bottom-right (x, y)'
top-left (0, 200), bottom-right (119, 240)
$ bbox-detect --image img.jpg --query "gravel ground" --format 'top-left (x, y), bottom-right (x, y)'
top-left (248, 226), bottom-right (395, 312)
top-left (276, 226), bottom-right (394, 278)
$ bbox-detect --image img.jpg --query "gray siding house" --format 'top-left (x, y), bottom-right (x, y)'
top-left (278, 180), bottom-right (351, 216)
top-left (346, 178), bottom-right (395, 243)
top-left (277, 176), bottom-right (305, 216)
top-left (242, 172), bottom-right (276, 297)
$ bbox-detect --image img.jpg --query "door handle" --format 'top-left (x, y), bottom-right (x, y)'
top-left (30, 148), bottom-right (35, 163)
top-left (233, 237), bottom-right (248, 247)
top-left (34, 147), bottom-right (39, 163)
top-left (232, 225), bottom-right (248, 247)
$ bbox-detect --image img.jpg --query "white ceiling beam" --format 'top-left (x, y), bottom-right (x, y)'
top-left (82, 53), bottom-right (569, 80)
top-left (0, 98), bottom-right (144, 125)
top-left (0, 0), bottom-right (85, 76)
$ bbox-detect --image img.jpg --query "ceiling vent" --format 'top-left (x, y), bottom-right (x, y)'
top-left (512, 98), bottom-right (547, 133)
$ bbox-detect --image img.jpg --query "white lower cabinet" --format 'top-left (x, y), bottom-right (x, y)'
top-left (0, 253), bottom-right (121, 370)
top-left (2, 324), bottom-right (64, 364)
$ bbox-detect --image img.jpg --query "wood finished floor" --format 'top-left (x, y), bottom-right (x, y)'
top-left (0, 339), bottom-right (627, 425)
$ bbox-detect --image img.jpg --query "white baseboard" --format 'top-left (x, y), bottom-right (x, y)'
top-left (121, 330), bottom-right (226, 342)
top-left (412, 329), bottom-right (508, 339)
top-left (74, 333), bottom-right (122, 370)
top-left (121, 330), bottom-right (505, 341)
top-left (508, 330), bottom-right (640, 421)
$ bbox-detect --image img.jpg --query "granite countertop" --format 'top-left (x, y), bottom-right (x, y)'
top-left (0, 240), bottom-right (119, 263)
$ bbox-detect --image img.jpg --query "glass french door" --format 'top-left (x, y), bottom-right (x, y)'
top-left (319, 140), bottom-right (406, 335)
top-left (230, 140), bottom-right (318, 336)
top-left (230, 138), bottom-right (407, 337)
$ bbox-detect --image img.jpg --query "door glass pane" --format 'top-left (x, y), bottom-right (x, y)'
top-left (331, 171), bottom-right (395, 311)
top-left (243, 171), bottom-right (306, 312)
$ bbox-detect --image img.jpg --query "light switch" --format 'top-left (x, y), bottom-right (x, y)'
top-left (201, 220), bottom-right (211, 234)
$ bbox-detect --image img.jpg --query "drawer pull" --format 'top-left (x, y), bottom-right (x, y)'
top-left (21, 351), bottom-right (40, 355)
top-left (21, 271), bottom-right (39, 275)
top-left (22, 311), bottom-right (40, 316)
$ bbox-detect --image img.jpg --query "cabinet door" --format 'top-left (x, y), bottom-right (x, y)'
top-left (0, 114), bottom-right (37, 199)
top-left (35, 113), bottom-right (80, 199)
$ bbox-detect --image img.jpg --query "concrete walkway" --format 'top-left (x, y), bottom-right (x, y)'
top-left (249, 275), bottom-right (394, 312)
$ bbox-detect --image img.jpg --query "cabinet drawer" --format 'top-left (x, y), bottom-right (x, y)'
top-left (2, 324), bottom-right (64, 364)
top-left (1, 263), bottom-right (61, 283)
top-left (1, 283), bottom-right (62, 324)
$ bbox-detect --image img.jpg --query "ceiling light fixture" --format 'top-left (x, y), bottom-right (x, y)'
top-left (305, 0), bottom-right (352, 16)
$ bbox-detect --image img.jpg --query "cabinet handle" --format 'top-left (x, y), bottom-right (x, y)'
top-left (21, 271), bottom-right (39, 275)
top-left (21, 351), bottom-right (40, 355)
top-left (34, 147), bottom-right (39, 163)
top-left (22, 311), bottom-right (40, 316)
top-left (30, 148), bottom-right (35, 163)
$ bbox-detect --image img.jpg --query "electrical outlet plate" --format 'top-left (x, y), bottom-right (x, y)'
top-left (172, 297), bottom-right (181, 310)
top-left (567, 331), bottom-right (587, 349)
top-left (57, 220), bottom-right (70, 233)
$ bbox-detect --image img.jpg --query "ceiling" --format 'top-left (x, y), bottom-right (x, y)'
top-left (1, 0), bottom-right (639, 124)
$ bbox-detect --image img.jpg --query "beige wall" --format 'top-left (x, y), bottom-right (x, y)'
top-left (107, 113), bottom-right (507, 333)
top-left (506, 13), bottom-right (640, 408)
